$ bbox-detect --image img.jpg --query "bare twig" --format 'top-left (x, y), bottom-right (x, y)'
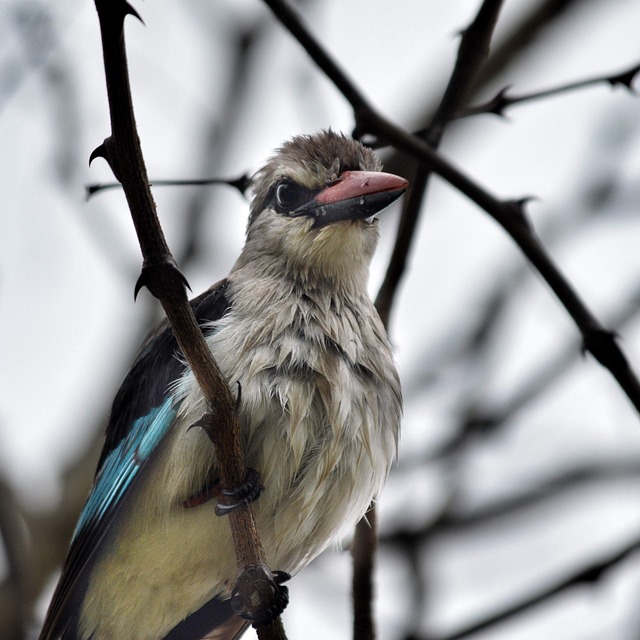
top-left (0, 477), bottom-right (27, 640)
top-left (351, 508), bottom-right (377, 640)
top-left (376, 0), bottom-right (504, 329)
top-left (439, 534), bottom-right (640, 640)
top-left (381, 461), bottom-right (640, 640)
top-left (85, 174), bottom-right (251, 199)
top-left (460, 61), bottom-right (640, 118)
top-left (90, 1), bottom-right (286, 637)
top-left (382, 0), bottom-right (589, 178)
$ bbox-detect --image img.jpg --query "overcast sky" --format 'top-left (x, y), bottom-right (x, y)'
top-left (2, 1), bottom-right (640, 638)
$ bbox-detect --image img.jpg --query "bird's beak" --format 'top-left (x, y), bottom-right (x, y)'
top-left (292, 171), bottom-right (409, 229)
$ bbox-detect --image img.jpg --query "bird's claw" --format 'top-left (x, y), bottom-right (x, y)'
top-left (215, 468), bottom-right (264, 516)
top-left (230, 564), bottom-right (290, 628)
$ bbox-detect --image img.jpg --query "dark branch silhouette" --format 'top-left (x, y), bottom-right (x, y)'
top-left (90, 1), bottom-right (286, 637)
top-left (85, 174), bottom-right (251, 199)
top-left (460, 61), bottom-right (640, 118)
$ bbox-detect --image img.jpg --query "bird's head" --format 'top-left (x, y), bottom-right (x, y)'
top-left (235, 130), bottom-right (408, 288)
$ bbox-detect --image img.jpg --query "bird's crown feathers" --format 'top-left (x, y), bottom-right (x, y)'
top-left (249, 130), bottom-right (381, 226)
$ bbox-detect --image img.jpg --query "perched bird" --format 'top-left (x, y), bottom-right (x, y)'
top-left (40, 130), bottom-right (405, 640)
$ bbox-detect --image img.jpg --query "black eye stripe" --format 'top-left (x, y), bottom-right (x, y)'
top-left (271, 179), bottom-right (314, 213)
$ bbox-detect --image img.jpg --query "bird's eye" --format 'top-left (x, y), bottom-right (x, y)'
top-left (274, 180), bottom-right (309, 212)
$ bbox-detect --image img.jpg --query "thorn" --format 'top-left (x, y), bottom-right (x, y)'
top-left (503, 197), bottom-right (537, 232)
top-left (133, 271), bottom-right (148, 301)
top-left (488, 86), bottom-right (512, 117)
top-left (188, 412), bottom-right (216, 434)
top-left (609, 63), bottom-right (640, 92)
top-left (95, 0), bottom-right (144, 32)
top-left (582, 328), bottom-right (626, 371)
top-left (89, 141), bottom-right (109, 166)
top-left (134, 259), bottom-right (191, 301)
top-left (176, 266), bottom-right (192, 292)
top-left (123, 2), bottom-right (145, 24)
top-left (85, 184), bottom-right (100, 201)
top-left (229, 173), bottom-right (252, 196)
top-left (516, 195), bottom-right (538, 208)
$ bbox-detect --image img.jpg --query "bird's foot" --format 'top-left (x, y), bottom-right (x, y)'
top-left (230, 565), bottom-right (291, 628)
top-left (215, 467), bottom-right (264, 516)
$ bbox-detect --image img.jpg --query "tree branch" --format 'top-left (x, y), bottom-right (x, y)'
top-left (438, 533), bottom-right (640, 640)
top-left (461, 61), bottom-right (640, 118)
top-left (85, 174), bottom-right (251, 199)
top-left (90, 1), bottom-right (286, 636)
top-left (261, 0), bottom-right (640, 417)
top-left (376, 0), bottom-right (504, 329)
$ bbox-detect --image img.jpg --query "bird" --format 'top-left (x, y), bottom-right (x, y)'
top-left (40, 130), bottom-right (406, 640)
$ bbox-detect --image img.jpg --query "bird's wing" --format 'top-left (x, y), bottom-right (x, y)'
top-left (40, 280), bottom-right (231, 640)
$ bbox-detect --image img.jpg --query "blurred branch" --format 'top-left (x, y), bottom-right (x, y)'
top-left (443, 460), bottom-right (640, 531)
top-left (261, 0), bottom-right (640, 418)
top-left (382, 460), bottom-right (640, 640)
top-left (438, 532), bottom-right (640, 640)
top-left (355, 3), bottom-right (506, 638)
top-left (405, 102), bottom-right (640, 403)
top-left (174, 19), bottom-right (261, 267)
top-left (352, 507), bottom-right (377, 640)
top-left (384, 461), bottom-right (640, 544)
top-left (419, 278), bottom-right (640, 466)
top-left (0, 476), bottom-right (27, 640)
top-left (387, 280), bottom-right (640, 638)
top-left (461, 60), bottom-right (640, 118)
top-left (376, 0), bottom-right (504, 329)
top-left (85, 174), bottom-right (251, 199)
top-left (90, 1), bottom-right (286, 636)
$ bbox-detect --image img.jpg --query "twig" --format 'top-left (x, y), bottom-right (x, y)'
top-left (376, 0), bottom-right (504, 328)
top-left (90, 2), bottom-right (286, 637)
top-left (439, 534), bottom-right (640, 640)
top-left (381, 463), bottom-right (640, 640)
top-left (352, 508), bottom-right (377, 640)
top-left (0, 477), bottom-right (27, 640)
top-left (460, 61), bottom-right (640, 118)
top-left (85, 174), bottom-right (251, 199)
top-left (262, 0), bottom-right (640, 417)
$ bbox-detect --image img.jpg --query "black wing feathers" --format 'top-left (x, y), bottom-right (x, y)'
top-left (97, 280), bottom-right (231, 472)
top-left (40, 280), bottom-right (231, 640)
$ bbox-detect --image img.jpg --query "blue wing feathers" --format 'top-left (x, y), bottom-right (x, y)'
top-left (73, 400), bottom-right (178, 540)
top-left (39, 280), bottom-right (231, 640)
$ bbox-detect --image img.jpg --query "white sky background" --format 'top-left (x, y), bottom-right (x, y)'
top-left (2, 0), bottom-right (640, 638)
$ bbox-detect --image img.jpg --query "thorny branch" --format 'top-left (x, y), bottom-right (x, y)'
top-left (91, 1), bottom-right (286, 637)
top-left (262, 0), bottom-right (640, 418)
top-left (461, 61), bottom-right (640, 118)
top-left (85, 174), bottom-right (251, 199)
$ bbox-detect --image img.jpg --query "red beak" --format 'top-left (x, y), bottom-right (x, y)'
top-left (292, 170), bottom-right (408, 228)
top-left (315, 171), bottom-right (409, 206)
